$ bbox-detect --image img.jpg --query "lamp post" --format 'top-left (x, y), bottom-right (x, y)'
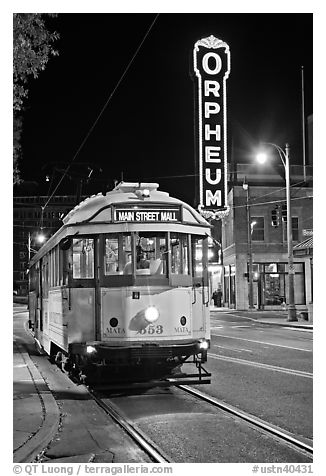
top-left (257, 142), bottom-right (297, 321)
top-left (243, 178), bottom-right (254, 309)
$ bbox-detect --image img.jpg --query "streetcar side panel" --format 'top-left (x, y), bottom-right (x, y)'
top-left (67, 288), bottom-right (96, 345)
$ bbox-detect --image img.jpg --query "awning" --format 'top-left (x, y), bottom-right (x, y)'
top-left (293, 236), bottom-right (313, 256)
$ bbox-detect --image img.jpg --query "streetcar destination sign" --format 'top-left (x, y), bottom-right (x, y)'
top-left (113, 207), bottom-right (181, 223)
top-left (193, 35), bottom-right (231, 213)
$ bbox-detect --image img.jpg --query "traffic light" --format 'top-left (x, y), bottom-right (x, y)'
top-left (281, 204), bottom-right (287, 222)
top-left (271, 207), bottom-right (279, 227)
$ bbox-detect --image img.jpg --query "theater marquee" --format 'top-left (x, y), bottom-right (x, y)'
top-left (193, 35), bottom-right (231, 216)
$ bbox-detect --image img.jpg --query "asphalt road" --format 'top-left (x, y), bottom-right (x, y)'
top-left (13, 306), bottom-right (313, 463)
top-left (202, 312), bottom-right (313, 441)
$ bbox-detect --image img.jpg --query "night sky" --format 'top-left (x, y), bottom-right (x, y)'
top-left (17, 12), bottom-right (313, 205)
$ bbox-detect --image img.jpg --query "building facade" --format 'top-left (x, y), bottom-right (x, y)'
top-left (221, 164), bottom-right (313, 311)
top-left (13, 195), bottom-right (81, 296)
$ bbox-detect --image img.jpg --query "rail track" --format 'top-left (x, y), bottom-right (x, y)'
top-left (89, 381), bottom-right (312, 463)
top-left (178, 384), bottom-right (313, 459)
top-left (89, 389), bottom-right (172, 463)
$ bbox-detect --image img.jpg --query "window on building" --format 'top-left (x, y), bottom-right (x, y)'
top-left (251, 216), bottom-right (265, 241)
top-left (283, 217), bottom-right (299, 242)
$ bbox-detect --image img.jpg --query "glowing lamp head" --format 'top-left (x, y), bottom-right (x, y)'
top-left (144, 306), bottom-right (159, 323)
top-left (198, 340), bottom-right (209, 350)
top-left (86, 345), bottom-right (97, 354)
top-left (256, 152), bottom-right (267, 164)
top-left (136, 188), bottom-right (150, 199)
top-left (36, 233), bottom-right (46, 244)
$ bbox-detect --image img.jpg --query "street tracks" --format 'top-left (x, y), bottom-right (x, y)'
top-left (90, 381), bottom-right (312, 463)
top-left (178, 384), bottom-right (313, 459)
top-left (89, 389), bottom-right (172, 463)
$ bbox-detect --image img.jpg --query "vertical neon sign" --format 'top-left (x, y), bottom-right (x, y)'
top-left (193, 35), bottom-right (231, 217)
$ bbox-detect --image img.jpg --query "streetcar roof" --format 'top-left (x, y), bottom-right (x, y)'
top-left (62, 182), bottom-right (209, 227)
top-left (29, 182), bottom-right (211, 266)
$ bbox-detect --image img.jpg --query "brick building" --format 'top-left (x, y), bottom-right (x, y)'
top-left (221, 164), bottom-right (313, 311)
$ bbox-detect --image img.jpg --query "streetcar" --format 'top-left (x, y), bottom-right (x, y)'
top-left (28, 182), bottom-right (211, 386)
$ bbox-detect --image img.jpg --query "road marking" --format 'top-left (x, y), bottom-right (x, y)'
top-left (208, 353), bottom-right (313, 378)
top-left (213, 344), bottom-right (252, 353)
top-left (283, 327), bottom-right (312, 332)
top-left (211, 332), bottom-right (312, 352)
top-left (231, 325), bottom-right (252, 328)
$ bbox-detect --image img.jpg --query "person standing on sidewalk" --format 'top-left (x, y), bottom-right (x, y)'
top-left (212, 288), bottom-right (223, 307)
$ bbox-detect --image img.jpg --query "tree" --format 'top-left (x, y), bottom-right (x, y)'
top-left (13, 13), bottom-right (59, 184)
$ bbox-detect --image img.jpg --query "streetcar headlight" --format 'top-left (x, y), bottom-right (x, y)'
top-left (86, 345), bottom-right (97, 354)
top-left (144, 306), bottom-right (159, 323)
top-left (198, 340), bottom-right (209, 350)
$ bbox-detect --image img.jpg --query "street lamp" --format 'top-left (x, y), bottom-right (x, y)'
top-left (243, 178), bottom-right (254, 309)
top-left (256, 142), bottom-right (297, 322)
top-left (27, 230), bottom-right (46, 261)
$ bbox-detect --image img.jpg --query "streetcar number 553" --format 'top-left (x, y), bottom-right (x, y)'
top-left (138, 325), bottom-right (163, 335)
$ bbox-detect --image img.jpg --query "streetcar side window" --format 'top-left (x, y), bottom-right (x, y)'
top-left (170, 233), bottom-right (189, 275)
top-left (72, 238), bottom-right (94, 279)
top-left (192, 236), bottom-right (207, 278)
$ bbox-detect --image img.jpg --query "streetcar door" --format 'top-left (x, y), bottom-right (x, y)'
top-left (191, 235), bottom-right (210, 339)
top-left (68, 237), bottom-right (98, 345)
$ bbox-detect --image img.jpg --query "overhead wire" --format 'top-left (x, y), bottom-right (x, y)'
top-left (43, 13), bottom-right (160, 211)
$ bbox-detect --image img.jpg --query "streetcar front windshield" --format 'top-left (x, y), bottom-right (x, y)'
top-left (134, 233), bottom-right (167, 276)
top-left (104, 234), bottom-right (131, 275)
top-left (102, 232), bottom-right (207, 279)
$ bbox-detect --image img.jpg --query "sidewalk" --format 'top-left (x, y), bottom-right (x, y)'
top-left (210, 306), bottom-right (313, 330)
top-left (13, 312), bottom-right (60, 463)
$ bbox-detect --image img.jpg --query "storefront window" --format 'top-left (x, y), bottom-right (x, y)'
top-left (230, 265), bottom-right (236, 307)
top-left (254, 261), bottom-right (305, 306)
top-left (223, 266), bottom-right (230, 306)
top-left (73, 238), bottom-right (94, 279)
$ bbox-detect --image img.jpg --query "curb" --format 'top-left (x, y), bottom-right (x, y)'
top-left (210, 308), bottom-right (312, 330)
top-left (255, 319), bottom-right (313, 330)
top-left (13, 343), bottom-right (61, 463)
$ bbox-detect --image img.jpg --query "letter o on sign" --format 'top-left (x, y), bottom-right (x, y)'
top-left (202, 52), bottom-right (222, 75)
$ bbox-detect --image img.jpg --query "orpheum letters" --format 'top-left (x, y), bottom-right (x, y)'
top-left (193, 35), bottom-right (231, 213)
